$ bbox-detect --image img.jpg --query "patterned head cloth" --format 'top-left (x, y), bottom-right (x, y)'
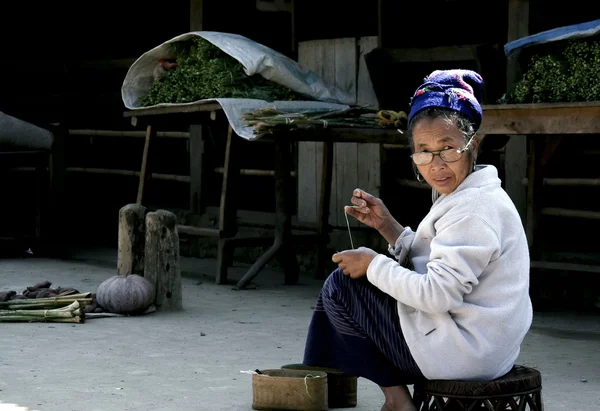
top-left (407, 69), bottom-right (484, 131)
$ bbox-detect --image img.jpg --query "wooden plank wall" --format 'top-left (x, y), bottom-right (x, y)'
top-left (297, 36), bottom-right (380, 228)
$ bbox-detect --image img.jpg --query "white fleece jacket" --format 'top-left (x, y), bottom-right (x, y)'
top-left (367, 165), bottom-right (533, 381)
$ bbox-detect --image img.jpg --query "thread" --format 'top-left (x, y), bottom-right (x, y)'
top-left (303, 374), bottom-right (320, 398)
top-left (344, 208), bottom-right (354, 249)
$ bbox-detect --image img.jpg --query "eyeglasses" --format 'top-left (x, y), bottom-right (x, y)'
top-left (410, 135), bottom-right (476, 166)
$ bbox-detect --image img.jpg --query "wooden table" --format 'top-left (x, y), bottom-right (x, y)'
top-left (480, 101), bottom-right (600, 274)
top-left (124, 103), bottom-right (406, 289)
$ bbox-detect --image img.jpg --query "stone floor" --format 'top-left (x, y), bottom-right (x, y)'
top-left (0, 246), bottom-right (598, 410)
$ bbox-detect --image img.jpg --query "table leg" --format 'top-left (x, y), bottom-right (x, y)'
top-left (188, 124), bottom-right (205, 258)
top-left (526, 135), bottom-right (542, 260)
top-left (216, 124), bottom-right (240, 284)
top-left (315, 140), bottom-right (334, 279)
top-left (189, 124), bottom-right (205, 214)
top-left (137, 125), bottom-right (155, 205)
top-left (236, 138), bottom-right (299, 289)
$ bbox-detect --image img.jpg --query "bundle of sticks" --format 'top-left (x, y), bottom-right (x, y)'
top-left (0, 292), bottom-right (92, 323)
top-left (240, 106), bottom-right (407, 136)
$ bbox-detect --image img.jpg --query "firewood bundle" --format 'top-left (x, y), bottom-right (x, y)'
top-left (0, 281), bottom-right (98, 323)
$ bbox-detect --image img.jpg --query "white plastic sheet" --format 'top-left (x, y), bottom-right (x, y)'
top-left (0, 111), bottom-right (53, 151)
top-left (121, 31), bottom-right (353, 140)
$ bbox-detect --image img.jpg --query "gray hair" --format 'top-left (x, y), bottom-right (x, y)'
top-left (407, 107), bottom-right (477, 154)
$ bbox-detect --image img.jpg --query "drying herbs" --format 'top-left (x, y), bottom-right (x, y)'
top-left (140, 37), bottom-right (306, 106)
top-left (241, 107), bottom-right (407, 136)
top-left (499, 39), bottom-right (600, 104)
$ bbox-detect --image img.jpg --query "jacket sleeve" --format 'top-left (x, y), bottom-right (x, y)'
top-left (387, 227), bottom-right (415, 266)
top-left (367, 214), bottom-right (501, 313)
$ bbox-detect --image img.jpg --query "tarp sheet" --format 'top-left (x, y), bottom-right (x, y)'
top-left (121, 32), bottom-right (353, 140)
top-left (504, 19), bottom-right (600, 57)
top-left (0, 112), bottom-right (53, 151)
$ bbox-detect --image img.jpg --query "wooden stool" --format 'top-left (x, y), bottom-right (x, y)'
top-left (413, 365), bottom-right (543, 410)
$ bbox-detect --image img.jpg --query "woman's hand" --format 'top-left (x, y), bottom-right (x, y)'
top-left (344, 189), bottom-right (404, 245)
top-left (332, 247), bottom-right (378, 279)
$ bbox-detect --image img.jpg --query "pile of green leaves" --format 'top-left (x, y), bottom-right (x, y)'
top-left (499, 39), bottom-right (600, 104)
top-left (139, 37), bottom-right (306, 106)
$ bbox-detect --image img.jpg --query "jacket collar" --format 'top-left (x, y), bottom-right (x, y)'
top-left (432, 164), bottom-right (500, 205)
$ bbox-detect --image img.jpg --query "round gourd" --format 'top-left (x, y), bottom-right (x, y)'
top-left (96, 274), bottom-right (155, 314)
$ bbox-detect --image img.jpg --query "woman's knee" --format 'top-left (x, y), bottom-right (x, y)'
top-left (323, 268), bottom-right (347, 291)
top-left (322, 268), bottom-right (355, 303)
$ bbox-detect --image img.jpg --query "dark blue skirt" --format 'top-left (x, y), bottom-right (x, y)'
top-left (303, 268), bottom-right (424, 387)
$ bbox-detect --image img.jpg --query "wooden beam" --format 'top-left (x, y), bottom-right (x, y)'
top-left (190, 0), bottom-right (204, 31)
top-left (69, 129), bottom-right (190, 138)
top-left (66, 167), bottom-right (191, 183)
top-left (189, 125), bottom-right (204, 215)
top-left (504, 0), bottom-right (529, 223)
top-left (530, 260), bottom-right (600, 274)
top-left (137, 125), bottom-right (154, 204)
top-left (271, 127), bottom-right (407, 144)
top-left (481, 102), bottom-right (600, 135)
top-left (541, 208), bottom-right (600, 220)
top-left (123, 102), bottom-right (223, 118)
top-left (0, 58), bottom-right (136, 73)
top-left (521, 178), bottom-right (600, 187)
top-left (177, 225), bottom-right (220, 237)
top-left (213, 167), bottom-right (296, 177)
top-left (525, 136), bottom-right (541, 251)
top-left (507, 0), bottom-right (529, 88)
top-left (377, 0), bottom-right (383, 48)
top-left (380, 44), bottom-right (481, 63)
top-left (290, 0), bottom-right (296, 54)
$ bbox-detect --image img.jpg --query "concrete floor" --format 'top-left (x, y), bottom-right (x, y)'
top-left (0, 247), bottom-right (599, 411)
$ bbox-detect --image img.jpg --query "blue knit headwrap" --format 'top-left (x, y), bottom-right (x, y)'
top-left (407, 69), bottom-right (484, 131)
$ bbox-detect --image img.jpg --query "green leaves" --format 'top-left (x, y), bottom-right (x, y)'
top-left (139, 37), bottom-right (305, 106)
top-left (499, 39), bottom-right (600, 104)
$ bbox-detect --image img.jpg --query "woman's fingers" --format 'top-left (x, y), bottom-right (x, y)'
top-left (353, 188), bottom-right (378, 204)
top-left (344, 206), bottom-right (370, 219)
top-left (332, 252), bottom-right (343, 263)
top-left (350, 195), bottom-right (367, 208)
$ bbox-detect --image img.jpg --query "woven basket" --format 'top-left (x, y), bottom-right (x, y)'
top-left (281, 364), bottom-right (357, 408)
top-left (252, 369), bottom-right (328, 411)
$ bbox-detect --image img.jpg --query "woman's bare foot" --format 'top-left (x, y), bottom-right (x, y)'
top-left (379, 385), bottom-right (417, 411)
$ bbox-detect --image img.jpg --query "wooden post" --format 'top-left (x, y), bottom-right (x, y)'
top-left (188, 124), bottom-right (205, 258)
top-left (236, 138), bottom-right (299, 289)
top-left (47, 124), bottom-right (66, 256)
top-left (525, 136), bottom-right (542, 256)
top-left (190, 0), bottom-right (204, 31)
top-left (189, 124), bottom-right (204, 214)
top-left (216, 124), bottom-right (240, 285)
top-left (137, 125), bottom-right (155, 205)
top-left (145, 210), bottom-right (183, 311)
top-left (504, 0), bottom-right (529, 222)
top-left (315, 140), bottom-right (334, 279)
top-left (118, 204), bottom-right (147, 276)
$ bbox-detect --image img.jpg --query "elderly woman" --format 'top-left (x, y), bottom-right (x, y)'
top-left (302, 69), bottom-right (533, 411)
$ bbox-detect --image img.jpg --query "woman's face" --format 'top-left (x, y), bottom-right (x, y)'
top-left (411, 116), bottom-right (479, 195)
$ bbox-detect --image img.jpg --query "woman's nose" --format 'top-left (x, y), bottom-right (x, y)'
top-left (430, 153), bottom-right (447, 168)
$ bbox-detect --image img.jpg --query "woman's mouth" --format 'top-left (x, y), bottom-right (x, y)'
top-left (433, 176), bottom-right (452, 186)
